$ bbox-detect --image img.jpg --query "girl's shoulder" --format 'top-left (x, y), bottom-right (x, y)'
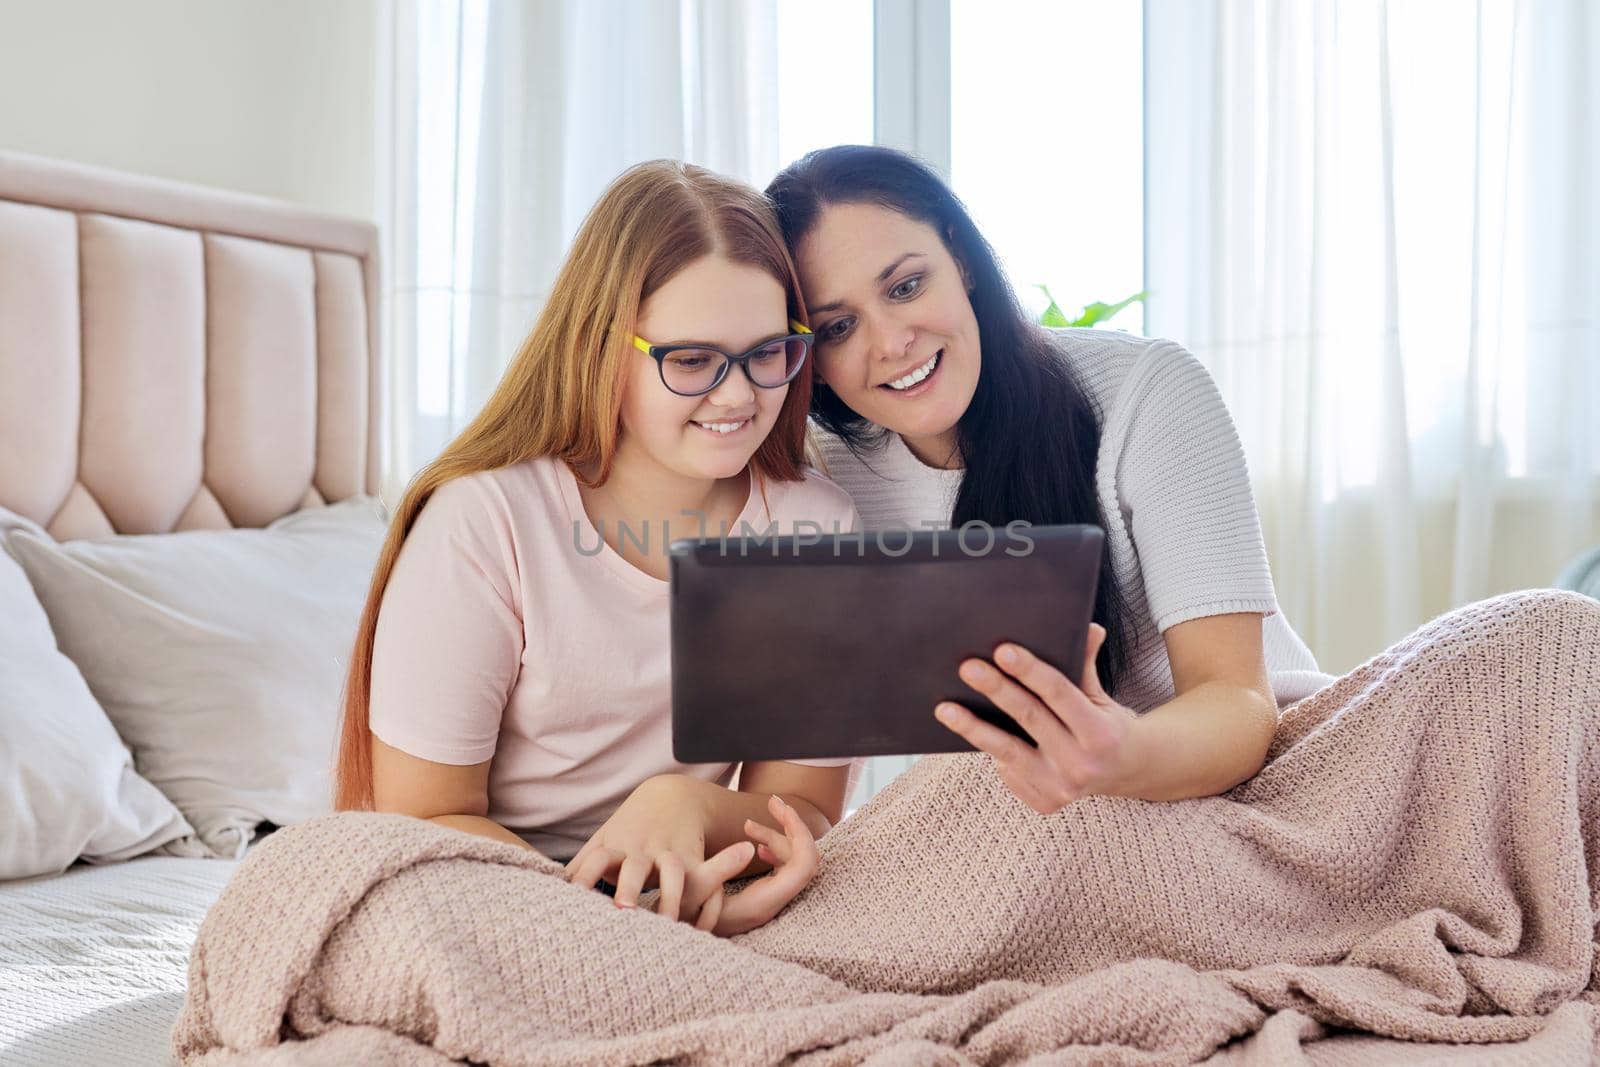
top-left (416, 457), bottom-right (569, 544)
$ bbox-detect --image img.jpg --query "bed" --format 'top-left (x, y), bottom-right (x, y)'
top-left (0, 150), bottom-right (383, 1067)
top-left (0, 857), bottom-right (240, 1067)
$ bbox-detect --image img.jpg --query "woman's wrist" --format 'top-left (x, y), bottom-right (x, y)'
top-left (1111, 683), bottom-right (1276, 801)
top-left (1106, 713), bottom-right (1162, 800)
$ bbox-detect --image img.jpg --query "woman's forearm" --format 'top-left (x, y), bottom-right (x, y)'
top-left (1120, 681), bottom-right (1278, 801)
top-left (427, 813), bottom-right (537, 851)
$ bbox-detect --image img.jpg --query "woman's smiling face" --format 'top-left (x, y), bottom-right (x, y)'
top-left (795, 202), bottom-right (981, 467)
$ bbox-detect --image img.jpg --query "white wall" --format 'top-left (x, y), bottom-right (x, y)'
top-left (0, 0), bottom-right (376, 221)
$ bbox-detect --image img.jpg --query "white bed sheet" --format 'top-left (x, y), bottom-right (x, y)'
top-left (0, 854), bottom-right (238, 1067)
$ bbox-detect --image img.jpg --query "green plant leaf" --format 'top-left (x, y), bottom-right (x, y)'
top-left (1066, 289), bottom-right (1148, 329)
top-left (1036, 284), bottom-right (1072, 328)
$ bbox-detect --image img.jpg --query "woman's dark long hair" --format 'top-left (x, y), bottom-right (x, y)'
top-left (767, 145), bottom-right (1134, 694)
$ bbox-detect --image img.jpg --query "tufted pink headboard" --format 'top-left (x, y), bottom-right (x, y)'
top-left (0, 151), bottom-right (381, 539)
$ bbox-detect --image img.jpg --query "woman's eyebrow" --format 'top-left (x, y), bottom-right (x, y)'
top-left (810, 252), bottom-right (927, 314)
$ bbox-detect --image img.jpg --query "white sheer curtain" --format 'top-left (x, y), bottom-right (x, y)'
top-left (376, 0), bottom-right (779, 497)
top-left (1147, 0), bottom-right (1599, 673)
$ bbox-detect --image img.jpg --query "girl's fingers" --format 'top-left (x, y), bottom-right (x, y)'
top-left (770, 793), bottom-right (811, 834)
top-left (771, 797), bottom-right (818, 870)
top-left (703, 840), bottom-right (756, 881)
top-left (568, 846), bottom-right (622, 892)
top-left (713, 825), bottom-right (821, 936)
top-left (687, 843), bottom-right (754, 933)
top-left (694, 885), bottom-right (724, 933)
top-left (682, 841), bottom-right (754, 917)
top-left (612, 852), bottom-right (653, 909)
top-left (743, 816), bottom-right (784, 845)
top-left (654, 852), bottom-right (686, 922)
top-left (740, 796), bottom-right (813, 873)
top-left (743, 817), bottom-right (791, 865)
top-left (769, 794), bottom-right (816, 852)
top-left (562, 842), bottom-right (591, 880)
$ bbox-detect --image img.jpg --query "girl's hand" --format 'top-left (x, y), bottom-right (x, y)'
top-left (695, 794), bottom-right (820, 937)
top-left (564, 774), bottom-right (712, 911)
top-left (935, 623), bottom-right (1148, 813)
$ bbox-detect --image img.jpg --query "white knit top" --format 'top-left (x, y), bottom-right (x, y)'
top-left (811, 328), bottom-right (1332, 713)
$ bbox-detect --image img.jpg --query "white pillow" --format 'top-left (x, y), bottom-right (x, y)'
top-left (0, 519), bottom-right (195, 880)
top-left (5, 497), bottom-right (388, 858)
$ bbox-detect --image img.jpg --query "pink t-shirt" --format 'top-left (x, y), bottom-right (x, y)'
top-left (369, 456), bottom-right (860, 860)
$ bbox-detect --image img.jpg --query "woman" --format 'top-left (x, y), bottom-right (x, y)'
top-left (767, 145), bottom-right (1333, 812)
top-left (334, 160), bottom-right (859, 936)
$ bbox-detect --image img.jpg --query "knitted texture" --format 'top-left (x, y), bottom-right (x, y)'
top-left (175, 590), bottom-right (1600, 1065)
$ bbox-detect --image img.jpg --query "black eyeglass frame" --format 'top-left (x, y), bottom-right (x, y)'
top-left (632, 321), bottom-right (814, 398)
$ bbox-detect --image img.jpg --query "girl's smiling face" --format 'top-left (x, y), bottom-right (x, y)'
top-left (796, 202), bottom-right (981, 467)
top-left (620, 253), bottom-right (793, 483)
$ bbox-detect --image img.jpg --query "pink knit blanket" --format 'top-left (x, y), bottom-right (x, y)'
top-left (175, 591), bottom-right (1600, 1065)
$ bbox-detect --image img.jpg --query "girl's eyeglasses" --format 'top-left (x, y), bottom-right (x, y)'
top-left (633, 321), bottom-right (812, 398)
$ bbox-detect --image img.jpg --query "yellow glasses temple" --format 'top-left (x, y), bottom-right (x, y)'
top-left (635, 321), bottom-right (812, 353)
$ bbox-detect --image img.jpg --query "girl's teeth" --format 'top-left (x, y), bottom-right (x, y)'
top-left (888, 352), bottom-right (940, 390)
top-left (696, 420), bottom-right (746, 434)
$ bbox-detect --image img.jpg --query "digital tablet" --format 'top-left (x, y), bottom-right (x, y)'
top-left (669, 523), bottom-right (1104, 763)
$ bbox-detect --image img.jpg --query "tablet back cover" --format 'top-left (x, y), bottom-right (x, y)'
top-left (670, 524), bottom-right (1103, 762)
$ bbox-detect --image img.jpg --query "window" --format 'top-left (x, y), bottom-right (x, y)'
top-left (951, 0), bottom-right (1145, 327)
top-left (775, 1), bottom-right (874, 183)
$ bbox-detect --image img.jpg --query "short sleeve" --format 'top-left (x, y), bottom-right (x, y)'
top-left (369, 476), bottom-right (524, 765)
top-left (1113, 343), bottom-right (1279, 633)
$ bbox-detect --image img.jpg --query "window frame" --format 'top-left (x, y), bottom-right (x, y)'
top-left (872, 0), bottom-right (952, 177)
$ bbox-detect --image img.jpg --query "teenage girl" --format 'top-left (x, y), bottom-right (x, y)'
top-left (335, 161), bottom-right (858, 936)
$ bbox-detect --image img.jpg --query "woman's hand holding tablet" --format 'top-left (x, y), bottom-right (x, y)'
top-left (937, 622), bottom-right (1144, 812)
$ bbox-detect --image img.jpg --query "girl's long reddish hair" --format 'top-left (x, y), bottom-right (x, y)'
top-left (334, 161), bottom-right (812, 811)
